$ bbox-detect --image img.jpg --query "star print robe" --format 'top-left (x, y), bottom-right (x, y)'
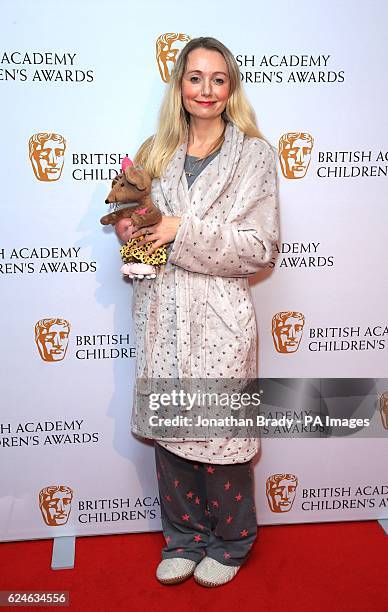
top-left (130, 121), bottom-right (280, 464)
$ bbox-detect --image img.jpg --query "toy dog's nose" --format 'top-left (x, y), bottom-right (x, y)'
top-left (105, 198), bottom-right (109, 204)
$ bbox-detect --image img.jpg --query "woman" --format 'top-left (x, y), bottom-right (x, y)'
top-left (115, 36), bottom-right (279, 587)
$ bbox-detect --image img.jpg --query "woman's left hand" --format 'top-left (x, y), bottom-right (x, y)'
top-left (131, 216), bottom-right (181, 255)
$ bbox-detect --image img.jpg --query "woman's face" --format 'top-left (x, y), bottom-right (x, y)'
top-left (181, 48), bottom-right (230, 121)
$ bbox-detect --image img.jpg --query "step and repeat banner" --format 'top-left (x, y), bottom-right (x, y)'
top-left (1, 0), bottom-right (387, 541)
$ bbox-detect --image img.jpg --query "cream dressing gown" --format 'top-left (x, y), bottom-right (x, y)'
top-left (130, 121), bottom-right (279, 464)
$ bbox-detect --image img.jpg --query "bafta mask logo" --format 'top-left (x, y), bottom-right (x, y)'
top-left (39, 486), bottom-right (73, 526)
top-left (266, 474), bottom-right (298, 513)
top-left (29, 132), bottom-right (67, 181)
top-left (380, 392), bottom-right (388, 430)
top-left (35, 318), bottom-right (71, 362)
top-left (278, 132), bottom-right (314, 179)
top-left (156, 33), bottom-right (190, 82)
top-left (272, 311), bottom-right (305, 354)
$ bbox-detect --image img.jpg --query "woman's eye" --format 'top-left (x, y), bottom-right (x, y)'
top-left (214, 78), bottom-right (224, 84)
top-left (190, 76), bottom-right (200, 83)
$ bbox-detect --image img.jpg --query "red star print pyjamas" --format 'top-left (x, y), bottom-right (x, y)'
top-left (154, 442), bottom-right (258, 566)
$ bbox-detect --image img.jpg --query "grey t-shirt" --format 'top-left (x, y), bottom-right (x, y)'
top-left (184, 148), bottom-right (220, 189)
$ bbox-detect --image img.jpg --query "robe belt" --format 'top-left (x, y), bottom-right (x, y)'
top-left (175, 267), bottom-right (191, 379)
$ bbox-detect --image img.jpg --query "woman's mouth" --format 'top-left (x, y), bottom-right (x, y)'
top-left (195, 101), bottom-right (215, 106)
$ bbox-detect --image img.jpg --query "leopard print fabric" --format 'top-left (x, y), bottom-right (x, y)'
top-left (120, 235), bottom-right (168, 266)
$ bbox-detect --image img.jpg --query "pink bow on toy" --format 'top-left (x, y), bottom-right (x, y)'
top-left (121, 157), bottom-right (133, 172)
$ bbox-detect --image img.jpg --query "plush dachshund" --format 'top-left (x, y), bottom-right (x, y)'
top-left (101, 157), bottom-right (167, 279)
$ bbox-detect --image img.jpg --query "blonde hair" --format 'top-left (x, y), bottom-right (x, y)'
top-left (135, 36), bottom-right (266, 178)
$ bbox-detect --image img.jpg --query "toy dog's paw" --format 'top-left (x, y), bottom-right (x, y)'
top-left (120, 262), bottom-right (156, 280)
top-left (120, 263), bottom-right (135, 278)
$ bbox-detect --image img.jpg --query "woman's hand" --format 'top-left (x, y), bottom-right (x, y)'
top-left (131, 216), bottom-right (181, 255)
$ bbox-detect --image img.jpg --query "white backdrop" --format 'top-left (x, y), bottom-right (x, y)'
top-left (1, 0), bottom-right (387, 541)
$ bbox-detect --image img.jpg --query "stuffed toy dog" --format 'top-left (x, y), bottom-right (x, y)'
top-left (101, 157), bottom-right (167, 279)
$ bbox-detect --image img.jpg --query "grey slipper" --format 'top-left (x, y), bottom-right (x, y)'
top-left (194, 556), bottom-right (240, 587)
top-left (156, 558), bottom-right (197, 585)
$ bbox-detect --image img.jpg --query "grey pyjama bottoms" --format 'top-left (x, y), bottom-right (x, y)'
top-left (154, 442), bottom-right (258, 567)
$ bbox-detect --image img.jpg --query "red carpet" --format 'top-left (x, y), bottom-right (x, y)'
top-left (1, 521), bottom-right (387, 611)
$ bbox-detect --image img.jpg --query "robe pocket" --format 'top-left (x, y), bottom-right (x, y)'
top-left (207, 277), bottom-right (245, 336)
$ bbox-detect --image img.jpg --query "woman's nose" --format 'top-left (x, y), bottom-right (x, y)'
top-left (201, 79), bottom-right (212, 96)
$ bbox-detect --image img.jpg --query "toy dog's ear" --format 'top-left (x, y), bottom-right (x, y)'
top-left (124, 167), bottom-right (147, 191)
top-left (121, 157), bottom-right (133, 172)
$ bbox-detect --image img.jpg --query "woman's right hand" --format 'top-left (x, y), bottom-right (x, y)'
top-left (115, 218), bottom-right (134, 243)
